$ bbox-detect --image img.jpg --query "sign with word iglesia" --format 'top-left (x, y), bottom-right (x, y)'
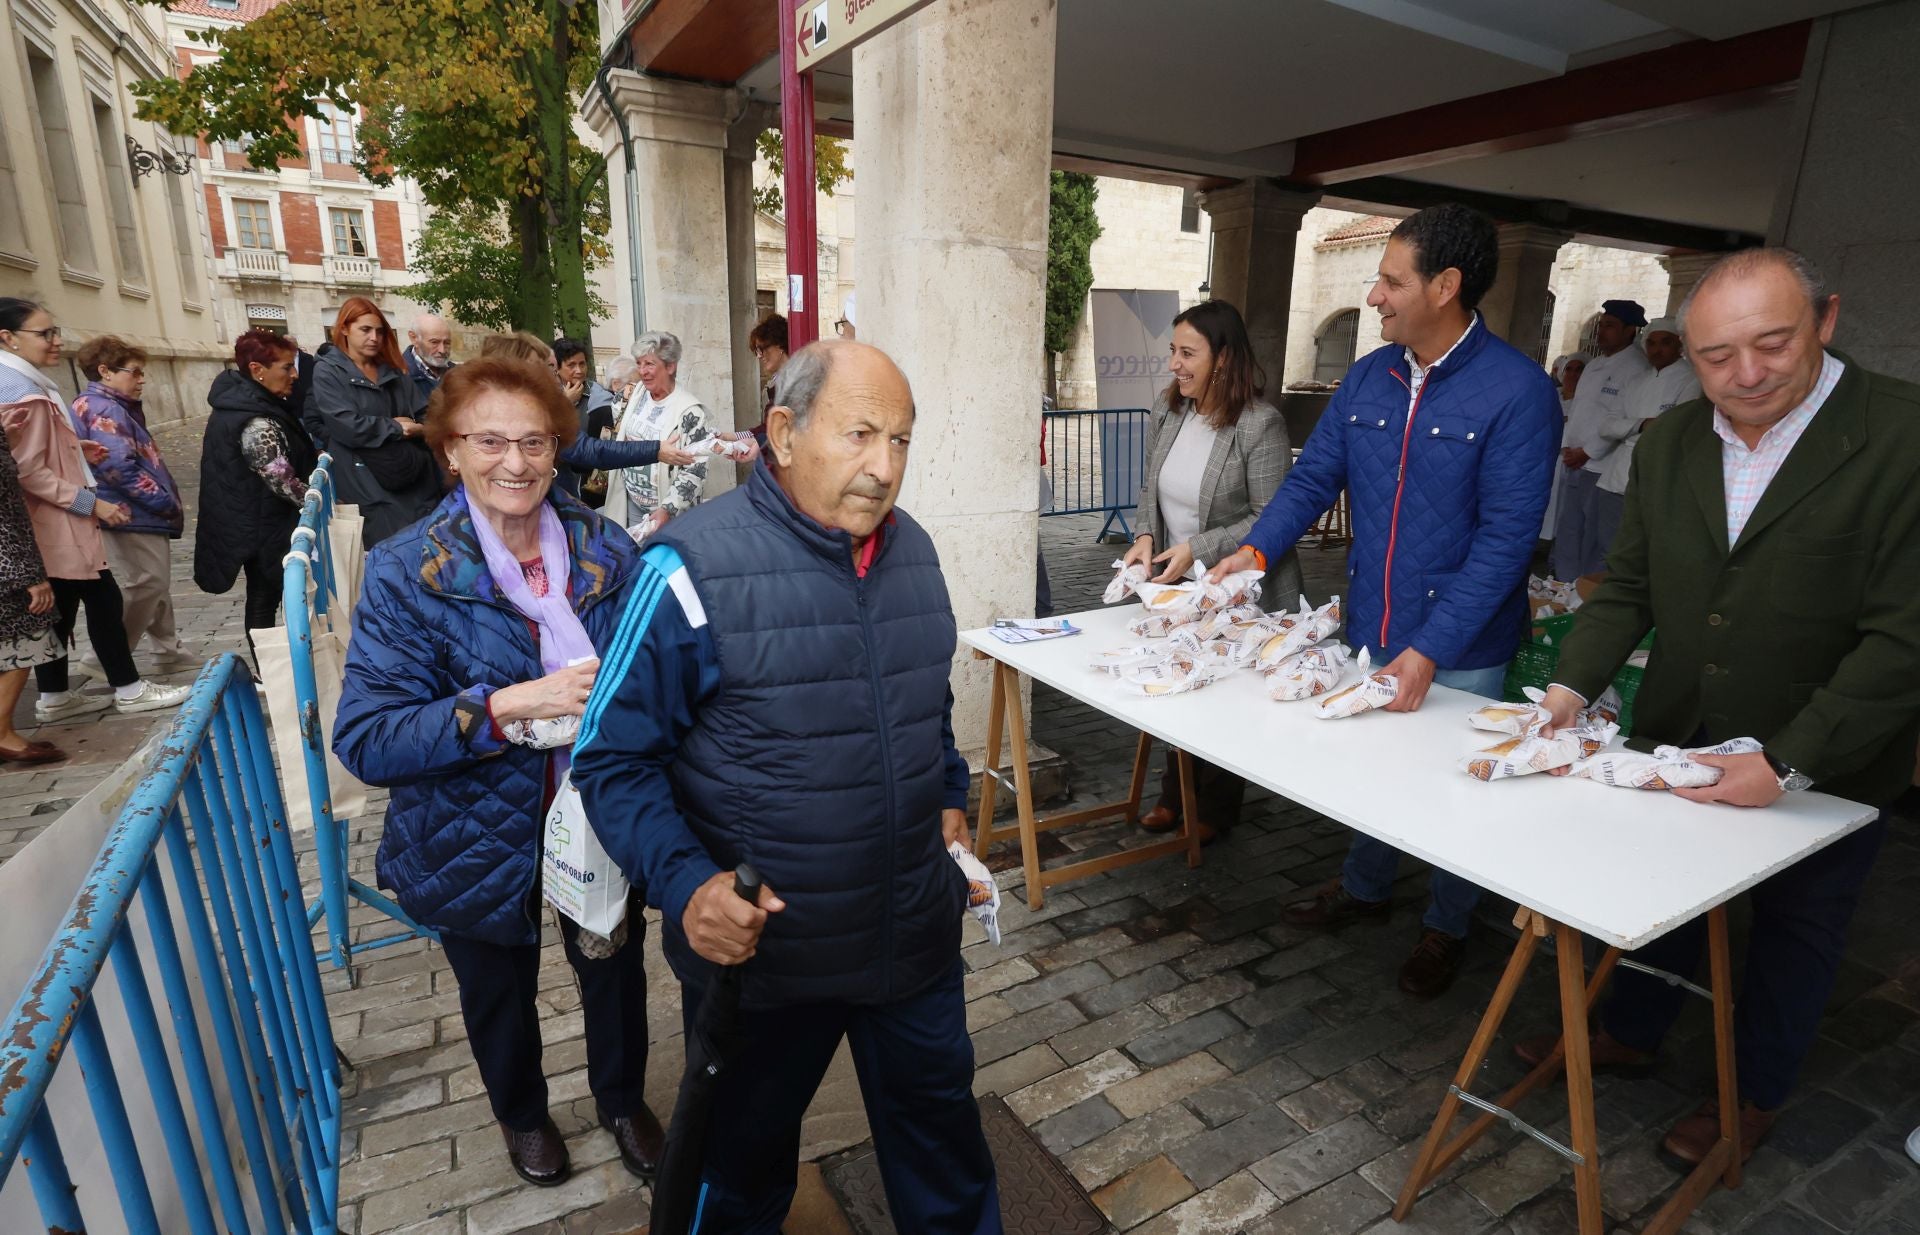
top-left (794, 0), bottom-right (939, 70)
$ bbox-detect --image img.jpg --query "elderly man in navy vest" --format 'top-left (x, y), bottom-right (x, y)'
top-left (572, 340), bottom-right (1000, 1234)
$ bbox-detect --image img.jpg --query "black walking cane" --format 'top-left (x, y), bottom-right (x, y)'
top-left (648, 863), bottom-right (763, 1235)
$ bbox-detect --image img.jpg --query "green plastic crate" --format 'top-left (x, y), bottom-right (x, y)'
top-left (1504, 619), bottom-right (1650, 736)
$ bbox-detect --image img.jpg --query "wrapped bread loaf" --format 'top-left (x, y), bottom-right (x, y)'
top-left (1459, 720), bottom-right (1618, 782)
top-left (1570, 736), bottom-right (1764, 790)
top-left (1314, 649), bottom-right (1399, 718)
top-left (1104, 559), bottom-right (1152, 604)
top-left (1257, 596), bottom-right (1343, 673)
top-left (1268, 644), bottom-right (1352, 701)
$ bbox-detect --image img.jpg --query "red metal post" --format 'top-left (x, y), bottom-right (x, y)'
top-left (780, 0), bottom-right (820, 347)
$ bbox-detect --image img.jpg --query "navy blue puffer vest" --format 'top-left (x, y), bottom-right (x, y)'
top-left (651, 468), bottom-right (967, 1009)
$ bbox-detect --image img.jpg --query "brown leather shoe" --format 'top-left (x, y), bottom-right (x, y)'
top-left (1661, 1098), bottom-right (1776, 1168)
top-left (1282, 879), bottom-right (1391, 929)
top-left (1140, 805), bottom-right (1181, 833)
top-left (601, 1104), bottom-right (665, 1179)
top-left (502, 1117), bottom-right (570, 1186)
top-left (1512, 1027), bottom-right (1655, 1074)
top-left (1398, 928), bottom-right (1465, 998)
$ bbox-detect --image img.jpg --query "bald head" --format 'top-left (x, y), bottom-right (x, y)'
top-left (1680, 247), bottom-right (1838, 442)
top-left (767, 340), bottom-right (916, 551)
top-left (409, 313), bottom-right (453, 370)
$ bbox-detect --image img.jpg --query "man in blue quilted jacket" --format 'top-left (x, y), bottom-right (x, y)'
top-left (571, 341), bottom-right (1000, 1234)
top-left (1209, 204), bottom-right (1560, 997)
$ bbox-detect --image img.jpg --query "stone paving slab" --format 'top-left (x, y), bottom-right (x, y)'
top-left (7, 434), bottom-right (1918, 1234)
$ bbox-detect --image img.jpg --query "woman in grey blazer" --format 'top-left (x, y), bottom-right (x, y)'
top-left (1121, 299), bottom-right (1303, 842)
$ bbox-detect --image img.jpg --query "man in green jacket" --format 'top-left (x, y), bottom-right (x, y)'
top-left (1524, 247), bottom-right (1920, 1168)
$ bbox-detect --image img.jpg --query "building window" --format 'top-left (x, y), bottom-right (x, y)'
top-left (1533, 290), bottom-right (1557, 365)
top-left (89, 95), bottom-right (146, 287)
top-left (245, 303), bottom-right (287, 334)
top-left (234, 198), bottom-right (273, 249)
top-left (1578, 313), bottom-right (1602, 356)
top-left (1313, 309), bottom-right (1360, 384)
top-left (1179, 187), bottom-right (1200, 235)
top-left (0, 92), bottom-right (25, 258)
top-left (317, 103), bottom-right (355, 165)
top-left (755, 288), bottom-right (776, 317)
top-left (329, 207), bottom-right (368, 257)
top-left (165, 166), bottom-right (202, 305)
top-left (24, 44), bottom-right (97, 274)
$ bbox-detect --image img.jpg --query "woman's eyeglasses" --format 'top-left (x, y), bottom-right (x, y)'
top-left (11, 327), bottom-right (60, 341)
top-left (456, 432), bottom-right (561, 461)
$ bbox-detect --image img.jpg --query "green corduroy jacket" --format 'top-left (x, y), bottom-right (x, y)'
top-left (1555, 351), bottom-right (1920, 808)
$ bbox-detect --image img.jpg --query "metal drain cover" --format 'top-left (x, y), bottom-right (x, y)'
top-left (824, 1093), bottom-right (1109, 1234)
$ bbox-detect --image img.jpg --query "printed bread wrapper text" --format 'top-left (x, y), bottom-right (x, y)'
top-left (1089, 644), bottom-right (1172, 675)
top-left (1460, 719), bottom-right (1620, 782)
top-left (1136, 580), bottom-right (1207, 626)
top-left (1268, 644), bottom-right (1352, 701)
top-left (1256, 595), bottom-right (1343, 672)
top-left (706, 436), bottom-right (758, 461)
top-left (1168, 626), bottom-right (1259, 668)
top-left (1104, 559), bottom-right (1152, 604)
top-left (1194, 602), bottom-right (1266, 641)
top-left (1116, 651), bottom-right (1231, 697)
top-left (949, 841), bottom-right (1002, 944)
top-left (1313, 648), bottom-right (1400, 718)
top-left (1195, 568), bottom-right (1264, 614)
top-left (1468, 685), bottom-right (1625, 737)
top-left (1127, 611), bottom-right (1196, 639)
top-left (1570, 736), bottom-right (1765, 790)
top-left (504, 714), bottom-right (580, 749)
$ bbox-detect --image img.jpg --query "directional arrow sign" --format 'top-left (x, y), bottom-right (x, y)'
top-left (794, 0), bottom-right (938, 71)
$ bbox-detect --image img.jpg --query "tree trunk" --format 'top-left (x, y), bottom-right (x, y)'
top-left (539, 0), bottom-right (594, 360)
top-left (512, 182), bottom-right (555, 338)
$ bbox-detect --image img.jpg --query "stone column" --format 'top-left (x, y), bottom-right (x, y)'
top-left (1772, 2), bottom-right (1920, 380)
top-left (853, 0), bottom-right (1056, 759)
top-left (725, 102), bottom-right (775, 437)
top-left (1197, 181), bottom-right (1322, 389)
top-left (1479, 223), bottom-right (1572, 362)
top-left (582, 72), bottom-right (741, 431)
top-left (1658, 251), bottom-right (1720, 318)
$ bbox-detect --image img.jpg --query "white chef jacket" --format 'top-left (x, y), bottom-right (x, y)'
top-left (1597, 360), bottom-right (1703, 495)
top-left (1563, 344), bottom-right (1652, 474)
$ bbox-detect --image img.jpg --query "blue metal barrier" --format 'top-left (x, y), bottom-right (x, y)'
top-left (0, 654), bottom-right (342, 1233)
top-left (285, 456), bottom-right (434, 976)
top-left (1043, 408), bottom-right (1151, 540)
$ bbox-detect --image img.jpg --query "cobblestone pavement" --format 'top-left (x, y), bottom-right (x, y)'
top-left (5, 431), bottom-right (1917, 1233)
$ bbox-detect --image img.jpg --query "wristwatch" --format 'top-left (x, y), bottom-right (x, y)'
top-left (1762, 750), bottom-right (1813, 793)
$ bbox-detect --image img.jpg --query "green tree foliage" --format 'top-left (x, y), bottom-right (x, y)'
top-left (1046, 172), bottom-right (1101, 360)
top-left (752, 131), bottom-right (854, 216)
top-left (130, 0), bottom-right (605, 340)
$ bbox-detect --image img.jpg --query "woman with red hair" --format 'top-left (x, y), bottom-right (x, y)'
top-left (309, 297), bottom-right (440, 544)
top-left (196, 330), bottom-right (319, 665)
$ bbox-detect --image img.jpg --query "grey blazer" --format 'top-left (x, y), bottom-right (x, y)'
top-left (1138, 394), bottom-right (1304, 610)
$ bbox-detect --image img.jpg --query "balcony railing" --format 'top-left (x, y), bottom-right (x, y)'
top-left (223, 246), bottom-right (290, 283)
top-left (322, 254), bottom-right (379, 285)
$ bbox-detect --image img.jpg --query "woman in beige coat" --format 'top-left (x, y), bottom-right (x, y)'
top-left (0, 298), bottom-right (189, 724)
top-left (1119, 299), bottom-right (1302, 842)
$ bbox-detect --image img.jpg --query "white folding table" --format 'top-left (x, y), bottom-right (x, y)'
top-left (962, 605), bottom-right (1878, 1234)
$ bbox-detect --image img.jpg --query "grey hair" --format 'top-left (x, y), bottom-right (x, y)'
top-left (770, 342), bottom-right (834, 430)
top-left (631, 331), bottom-right (682, 366)
top-left (603, 355), bottom-right (637, 383)
top-left (1678, 247), bottom-right (1831, 336)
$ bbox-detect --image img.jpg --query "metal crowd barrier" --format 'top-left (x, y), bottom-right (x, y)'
top-left (1042, 407), bottom-right (1151, 540)
top-left (286, 456), bottom-right (434, 975)
top-left (0, 655), bottom-right (342, 1233)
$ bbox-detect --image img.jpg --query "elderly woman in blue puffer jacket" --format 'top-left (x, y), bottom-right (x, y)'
top-left (332, 356), bottom-right (661, 1190)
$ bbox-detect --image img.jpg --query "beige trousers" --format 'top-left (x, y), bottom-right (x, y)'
top-left (103, 531), bottom-right (184, 656)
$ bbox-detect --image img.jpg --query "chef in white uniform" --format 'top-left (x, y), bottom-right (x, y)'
top-left (1551, 298), bottom-right (1651, 579)
top-left (1591, 316), bottom-right (1700, 560)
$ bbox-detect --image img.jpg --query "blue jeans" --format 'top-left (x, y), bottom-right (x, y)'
top-left (1340, 662), bottom-right (1509, 938)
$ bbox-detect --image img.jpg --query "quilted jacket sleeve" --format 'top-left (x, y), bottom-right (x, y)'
top-left (76, 396), bottom-right (179, 522)
top-left (559, 430), bottom-right (660, 472)
top-left (1407, 369), bottom-right (1561, 668)
top-left (1240, 384), bottom-right (1352, 568)
top-left (572, 545), bottom-right (724, 927)
top-left (333, 555), bottom-right (505, 786)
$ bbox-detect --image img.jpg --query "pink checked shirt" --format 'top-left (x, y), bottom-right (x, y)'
top-left (1713, 352), bottom-right (1844, 546)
